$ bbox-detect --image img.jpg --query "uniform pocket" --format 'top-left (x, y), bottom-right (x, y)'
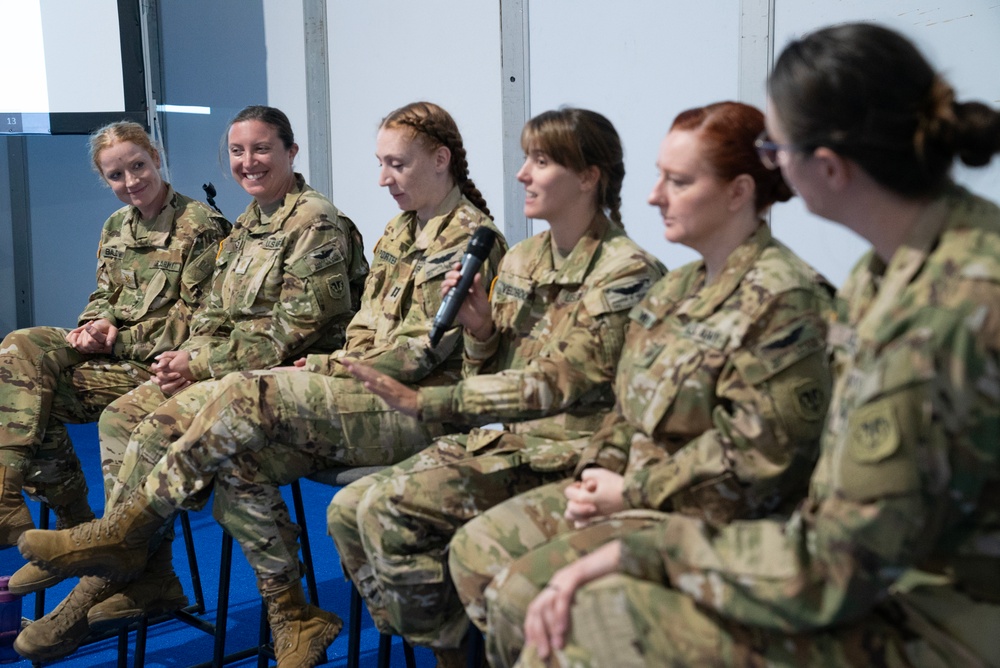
top-left (837, 336), bottom-right (935, 501)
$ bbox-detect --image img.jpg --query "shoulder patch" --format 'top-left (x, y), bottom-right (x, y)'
top-left (848, 402), bottom-right (899, 463)
top-left (328, 275), bottom-right (346, 299)
top-left (792, 379), bottom-right (827, 422)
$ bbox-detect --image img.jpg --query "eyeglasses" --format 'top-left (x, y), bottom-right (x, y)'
top-left (754, 131), bottom-right (796, 170)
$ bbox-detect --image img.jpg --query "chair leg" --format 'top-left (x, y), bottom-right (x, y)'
top-left (117, 625), bottom-right (129, 668)
top-left (403, 638), bottom-right (417, 668)
top-left (290, 480), bottom-right (319, 605)
top-left (347, 584), bottom-right (363, 668)
top-left (179, 511), bottom-right (206, 614)
top-left (212, 531), bottom-right (234, 667)
top-left (32, 502), bottom-right (50, 625)
top-left (134, 615), bottom-right (149, 668)
top-left (256, 601), bottom-right (271, 668)
top-left (468, 625), bottom-right (485, 668)
top-left (377, 632), bottom-right (393, 668)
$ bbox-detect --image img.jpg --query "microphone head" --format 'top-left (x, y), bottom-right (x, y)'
top-left (467, 226), bottom-right (496, 261)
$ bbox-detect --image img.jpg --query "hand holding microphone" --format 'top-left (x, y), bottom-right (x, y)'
top-left (429, 227), bottom-right (497, 346)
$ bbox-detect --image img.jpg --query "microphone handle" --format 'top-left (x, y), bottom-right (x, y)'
top-left (429, 254), bottom-right (482, 346)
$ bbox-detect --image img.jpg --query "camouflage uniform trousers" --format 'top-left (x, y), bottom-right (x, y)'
top-left (488, 514), bottom-right (922, 668)
top-left (449, 480), bottom-right (574, 634)
top-left (326, 430), bottom-right (571, 650)
top-left (476, 501), bottom-right (660, 668)
top-left (114, 368), bottom-right (444, 593)
top-left (100, 380), bottom-right (170, 501)
top-left (0, 326), bottom-right (150, 508)
top-left (511, 573), bottom-right (917, 668)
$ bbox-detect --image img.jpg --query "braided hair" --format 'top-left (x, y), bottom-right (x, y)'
top-left (380, 102), bottom-right (492, 219)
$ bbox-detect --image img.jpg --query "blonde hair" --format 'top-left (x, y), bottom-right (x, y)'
top-left (88, 121), bottom-right (160, 177)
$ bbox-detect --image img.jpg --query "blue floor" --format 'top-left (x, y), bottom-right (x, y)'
top-left (0, 423), bottom-right (435, 667)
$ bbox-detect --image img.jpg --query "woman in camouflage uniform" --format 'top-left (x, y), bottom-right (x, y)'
top-left (512, 23), bottom-right (1000, 668)
top-left (450, 101), bottom-right (835, 668)
top-left (0, 121), bottom-right (227, 549)
top-left (17, 101), bottom-right (505, 668)
top-left (9, 104), bottom-right (369, 662)
top-left (329, 107), bottom-right (666, 667)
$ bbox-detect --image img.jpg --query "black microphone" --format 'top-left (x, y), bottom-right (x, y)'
top-left (429, 226), bottom-right (497, 347)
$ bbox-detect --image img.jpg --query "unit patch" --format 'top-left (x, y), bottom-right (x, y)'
top-left (848, 402), bottom-right (899, 463)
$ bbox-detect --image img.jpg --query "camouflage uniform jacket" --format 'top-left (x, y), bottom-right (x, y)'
top-left (418, 213), bottom-right (666, 453)
top-left (305, 186), bottom-right (506, 386)
top-left (184, 174), bottom-right (368, 380)
top-left (79, 184), bottom-right (228, 362)
top-left (579, 224), bottom-right (834, 526)
top-left (616, 186), bottom-right (1000, 663)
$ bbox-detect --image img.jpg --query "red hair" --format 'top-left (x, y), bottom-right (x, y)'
top-left (671, 102), bottom-right (793, 213)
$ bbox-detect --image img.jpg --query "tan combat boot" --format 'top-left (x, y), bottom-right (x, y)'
top-left (17, 489), bottom-right (169, 582)
top-left (51, 496), bottom-right (96, 530)
top-left (87, 537), bottom-right (188, 634)
top-left (8, 492), bottom-right (96, 595)
top-left (8, 562), bottom-right (63, 596)
top-left (0, 465), bottom-right (34, 547)
top-left (264, 581), bottom-right (343, 668)
top-left (13, 575), bottom-right (122, 662)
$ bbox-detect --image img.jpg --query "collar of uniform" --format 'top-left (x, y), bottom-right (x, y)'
top-left (411, 186), bottom-right (463, 252)
top-left (677, 222), bottom-right (771, 319)
top-left (240, 172), bottom-right (309, 235)
top-left (850, 186), bottom-right (952, 334)
top-left (536, 212), bottom-right (614, 286)
top-left (121, 184), bottom-right (178, 248)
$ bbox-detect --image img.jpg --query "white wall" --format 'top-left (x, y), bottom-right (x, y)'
top-left (326, 1), bottom-right (503, 257)
top-left (263, 0), bottom-right (310, 185)
top-left (771, 0), bottom-right (1000, 285)
top-left (260, 0), bottom-right (1000, 285)
top-left (527, 0), bottom-right (739, 270)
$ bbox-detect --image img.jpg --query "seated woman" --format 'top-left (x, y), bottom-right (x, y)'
top-left (0, 121), bottom-right (227, 546)
top-left (510, 23), bottom-right (1000, 668)
top-left (449, 100), bottom-right (835, 668)
top-left (8, 105), bottom-right (370, 657)
top-left (328, 107), bottom-right (667, 667)
top-left (14, 100), bottom-right (505, 668)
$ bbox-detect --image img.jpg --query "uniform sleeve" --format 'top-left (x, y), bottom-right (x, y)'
top-left (573, 408), bottom-right (638, 474)
top-left (186, 238), bottom-right (231, 340)
top-left (113, 221), bottom-right (227, 360)
top-left (78, 220), bottom-right (120, 326)
top-left (185, 218), bottom-right (354, 379)
top-left (621, 290), bottom-right (832, 522)
top-left (318, 237), bottom-right (507, 383)
top-left (418, 262), bottom-right (661, 425)
top-left (617, 290), bottom-right (1000, 632)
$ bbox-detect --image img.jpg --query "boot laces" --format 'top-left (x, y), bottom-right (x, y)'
top-left (47, 579), bottom-right (109, 631)
top-left (67, 499), bottom-right (132, 545)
